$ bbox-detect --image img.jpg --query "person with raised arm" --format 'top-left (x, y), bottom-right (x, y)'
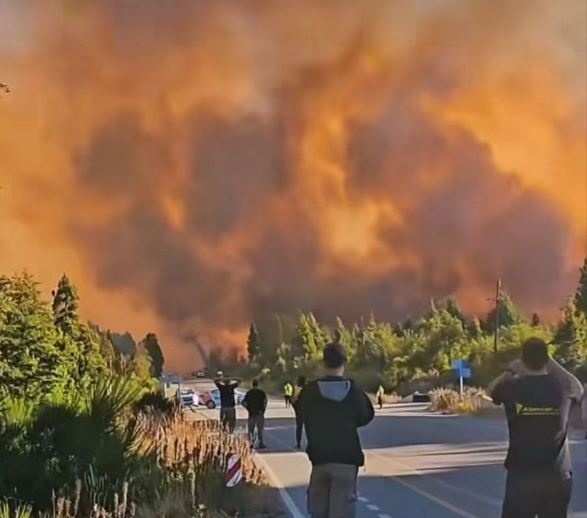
top-left (214, 374), bottom-right (241, 433)
top-left (489, 337), bottom-right (583, 518)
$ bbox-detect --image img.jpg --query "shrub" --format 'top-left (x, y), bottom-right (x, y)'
top-left (428, 387), bottom-right (489, 414)
top-left (134, 391), bottom-right (175, 417)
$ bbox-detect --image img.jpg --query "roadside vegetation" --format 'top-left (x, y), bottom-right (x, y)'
top-left (0, 273), bottom-right (275, 517)
top-left (230, 258), bottom-right (587, 396)
top-left (428, 387), bottom-right (490, 415)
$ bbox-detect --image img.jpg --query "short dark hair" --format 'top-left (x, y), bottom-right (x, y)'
top-left (323, 343), bottom-right (346, 369)
top-left (252, 379), bottom-right (259, 387)
top-left (521, 337), bottom-right (549, 371)
top-left (296, 375), bottom-right (306, 386)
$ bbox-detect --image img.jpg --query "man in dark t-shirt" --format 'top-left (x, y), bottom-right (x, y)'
top-left (242, 379), bottom-right (268, 449)
top-left (490, 337), bottom-right (584, 518)
top-left (214, 376), bottom-right (241, 433)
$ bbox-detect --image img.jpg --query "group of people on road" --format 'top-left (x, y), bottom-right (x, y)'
top-left (213, 375), bottom-right (268, 447)
top-left (215, 337), bottom-right (584, 518)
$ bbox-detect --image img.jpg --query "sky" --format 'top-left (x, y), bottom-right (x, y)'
top-left (0, 0), bottom-right (585, 368)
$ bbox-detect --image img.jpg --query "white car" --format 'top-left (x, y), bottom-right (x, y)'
top-left (204, 388), bottom-right (246, 409)
top-left (179, 388), bottom-right (199, 410)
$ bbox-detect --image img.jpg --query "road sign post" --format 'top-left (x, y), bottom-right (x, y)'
top-left (452, 360), bottom-right (471, 395)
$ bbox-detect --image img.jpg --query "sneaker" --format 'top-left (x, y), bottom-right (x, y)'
top-left (295, 444), bottom-right (301, 450)
top-left (258, 443), bottom-right (267, 450)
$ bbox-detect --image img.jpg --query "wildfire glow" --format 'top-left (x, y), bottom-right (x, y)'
top-left (0, 0), bottom-right (585, 367)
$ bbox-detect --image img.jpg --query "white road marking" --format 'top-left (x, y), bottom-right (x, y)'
top-left (373, 462), bottom-right (483, 518)
top-left (254, 453), bottom-right (304, 518)
top-left (262, 429), bottom-right (395, 518)
top-left (378, 514), bottom-right (393, 518)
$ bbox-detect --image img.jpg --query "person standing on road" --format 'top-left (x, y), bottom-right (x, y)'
top-left (242, 379), bottom-right (268, 449)
top-left (298, 343), bottom-right (374, 518)
top-left (291, 375), bottom-right (306, 449)
top-left (214, 375), bottom-right (241, 433)
top-left (284, 381), bottom-right (293, 408)
top-left (376, 385), bottom-right (385, 410)
top-left (489, 337), bottom-right (584, 518)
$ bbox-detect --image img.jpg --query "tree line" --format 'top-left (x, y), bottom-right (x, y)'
top-left (245, 258), bottom-right (587, 391)
top-left (0, 272), bottom-right (165, 404)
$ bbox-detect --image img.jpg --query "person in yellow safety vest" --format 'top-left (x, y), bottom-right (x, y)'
top-left (376, 385), bottom-right (385, 410)
top-left (284, 381), bottom-right (294, 408)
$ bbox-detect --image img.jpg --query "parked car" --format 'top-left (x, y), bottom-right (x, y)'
top-left (200, 388), bottom-right (246, 409)
top-left (412, 391), bottom-right (431, 403)
top-left (178, 388), bottom-right (199, 410)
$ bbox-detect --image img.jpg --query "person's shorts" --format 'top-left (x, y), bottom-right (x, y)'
top-left (501, 470), bottom-right (572, 518)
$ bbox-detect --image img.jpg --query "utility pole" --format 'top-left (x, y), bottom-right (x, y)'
top-left (493, 279), bottom-right (502, 355)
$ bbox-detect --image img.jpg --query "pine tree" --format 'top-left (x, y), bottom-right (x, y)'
top-left (142, 332), bottom-right (164, 378)
top-left (131, 342), bottom-right (153, 380)
top-left (0, 273), bottom-right (75, 401)
top-left (531, 313), bottom-right (541, 327)
top-left (334, 317), bottom-right (356, 362)
top-left (109, 331), bottom-right (137, 356)
top-left (446, 298), bottom-right (466, 325)
top-left (52, 274), bottom-right (79, 334)
top-left (246, 323), bottom-right (261, 362)
top-left (574, 257), bottom-right (587, 315)
top-left (421, 308), bottom-right (467, 371)
top-left (293, 312), bottom-right (329, 364)
top-left (466, 316), bottom-right (483, 339)
top-left (485, 292), bottom-right (523, 333)
top-left (89, 323), bottom-right (117, 369)
top-left (553, 298), bottom-right (587, 370)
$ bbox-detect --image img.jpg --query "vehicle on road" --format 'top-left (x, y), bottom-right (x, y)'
top-left (412, 391), bottom-right (431, 403)
top-left (179, 388), bottom-right (199, 410)
top-left (200, 388), bottom-right (246, 409)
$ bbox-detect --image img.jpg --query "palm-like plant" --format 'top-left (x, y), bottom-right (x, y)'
top-left (0, 374), bottom-right (152, 513)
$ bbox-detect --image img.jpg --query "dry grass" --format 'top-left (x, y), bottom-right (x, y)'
top-left (146, 415), bottom-right (268, 496)
top-left (2, 414), bottom-right (277, 518)
top-left (428, 387), bottom-right (490, 415)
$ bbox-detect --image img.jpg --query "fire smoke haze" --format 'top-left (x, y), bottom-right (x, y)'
top-left (0, 0), bottom-right (585, 367)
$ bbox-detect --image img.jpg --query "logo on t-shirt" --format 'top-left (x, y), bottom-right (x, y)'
top-left (515, 403), bottom-right (559, 416)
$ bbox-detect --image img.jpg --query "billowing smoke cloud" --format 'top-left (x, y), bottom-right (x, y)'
top-left (0, 0), bottom-right (585, 365)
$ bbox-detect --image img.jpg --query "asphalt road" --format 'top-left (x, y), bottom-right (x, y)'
top-left (183, 380), bottom-right (587, 518)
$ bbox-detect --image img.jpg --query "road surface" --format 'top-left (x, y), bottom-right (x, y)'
top-left (184, 380), bottom-right (587, 518)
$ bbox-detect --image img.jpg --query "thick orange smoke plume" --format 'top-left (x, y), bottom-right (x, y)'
top-left (0, 0), bottom-right (585, 368)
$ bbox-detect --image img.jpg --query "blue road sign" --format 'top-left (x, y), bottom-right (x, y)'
top-left (460, 368), bottom-right (471, 379)
top-left (452, 359), bottom-right (470, 370)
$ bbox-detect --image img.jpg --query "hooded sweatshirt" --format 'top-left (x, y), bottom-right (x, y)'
top-left (298, 376), bottom-right (374, 466)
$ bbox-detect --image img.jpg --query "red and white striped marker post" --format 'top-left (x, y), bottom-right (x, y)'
top-left (225, 454), bottom-right (242, 488)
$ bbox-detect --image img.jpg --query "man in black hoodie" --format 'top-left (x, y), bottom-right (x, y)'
top-left (298, 343), bottom-right (374, 518)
